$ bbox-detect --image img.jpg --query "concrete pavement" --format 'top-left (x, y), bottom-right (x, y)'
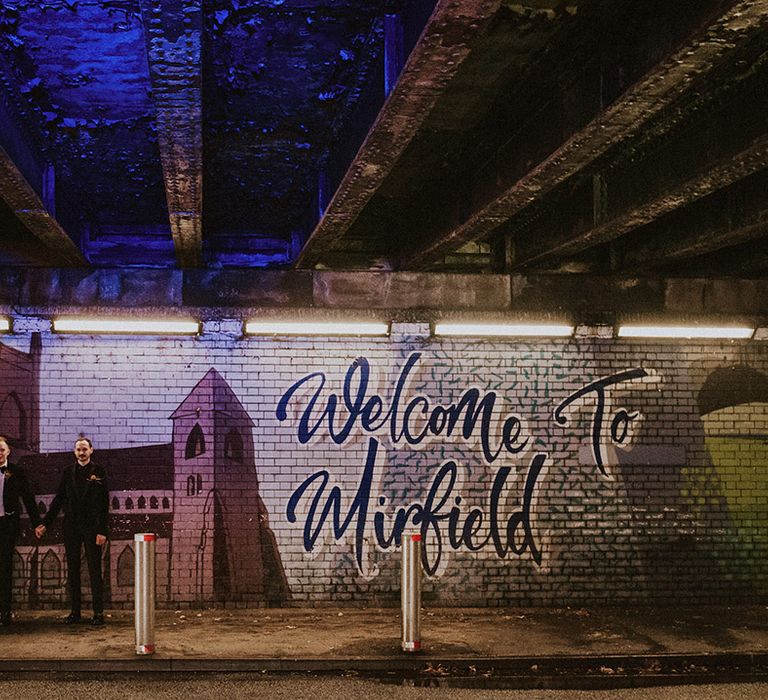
top-left (1, 606), bottom-right (768, 688)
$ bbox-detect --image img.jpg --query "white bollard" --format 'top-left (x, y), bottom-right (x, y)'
top-left (134, 533), bottom-right (156, 655)
top-left (401, 533), bottom-right (422, 652)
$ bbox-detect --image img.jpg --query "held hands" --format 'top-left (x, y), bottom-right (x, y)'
top-left (34, 525), bottom-right (105, 545)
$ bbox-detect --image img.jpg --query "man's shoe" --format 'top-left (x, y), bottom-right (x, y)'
top-left (90, 613), bottom-right (105, 627)
top-left (0, 612), bottom-right (11, 626)
top-left (63, 612), bottom-right (81, 624)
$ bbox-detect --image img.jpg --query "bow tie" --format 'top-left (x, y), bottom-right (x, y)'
top-left (0, 466), bottom-right (7, 474)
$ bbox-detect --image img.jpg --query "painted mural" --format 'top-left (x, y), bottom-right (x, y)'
top-left (696, 365), bottom-right (768, 596)
top-left (277, 354), bottom-right (647, 578)
top-left (1, 330), bottom-right (767, 608)
top-left (1, 335), bottom-right (290, 609)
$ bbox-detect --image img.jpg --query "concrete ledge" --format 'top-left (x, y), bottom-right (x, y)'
top-left (3, 269), bottom-right (768, 317)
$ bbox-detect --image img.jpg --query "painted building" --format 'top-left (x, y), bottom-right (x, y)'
top-left (2, 338), bottom-right (289, 609)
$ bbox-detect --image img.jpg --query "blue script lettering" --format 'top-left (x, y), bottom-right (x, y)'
top-left (279, 354), bottom-right (650, 577)
top-left (286, 436), bottom-right (545, 577)
top-left (553, 369), bottom-right (647, 475)
top-left (276, 353), bottom-right (528, 463)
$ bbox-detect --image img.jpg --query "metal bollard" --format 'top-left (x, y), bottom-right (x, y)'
top-left (134, 533), bottom-right (156, 655)
top-left (401, 533), bottom-right (422, 652)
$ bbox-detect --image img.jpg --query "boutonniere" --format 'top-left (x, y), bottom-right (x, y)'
top-left (2, 471), bottom-right (10, 479)
top-left (88, 474), bottom-right (102, 482)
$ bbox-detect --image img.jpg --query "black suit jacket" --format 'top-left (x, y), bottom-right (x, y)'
top-left (43, 462), bottom-right (109, 538)
top-left (1, 463), bottom-right (41, 525)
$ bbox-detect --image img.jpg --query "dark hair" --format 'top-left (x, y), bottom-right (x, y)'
top-left (75, 436), bottom-right (93, 448)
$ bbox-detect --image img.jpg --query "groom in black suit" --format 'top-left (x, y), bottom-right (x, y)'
top-left (38, 436), bottom-right (109, 626)
top-left (0, 436), bottom-right (42, 625)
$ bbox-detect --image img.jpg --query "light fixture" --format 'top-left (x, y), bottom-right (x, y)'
top-left (433, 322), bottom-right (574, 337)
top-left (53, 318), bottom-right (200, 335)
top-left (244, 321), bottom-right (390, 336)
top-left (617, 325), bottom-right (754, 339)
top-left (0, 318), bottom-right (9, 333)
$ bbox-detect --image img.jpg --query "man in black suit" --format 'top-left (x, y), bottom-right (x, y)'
top-left (0, 435), bottom-right (42, 626)
top-left (37, 437), bottom-right (109, 626)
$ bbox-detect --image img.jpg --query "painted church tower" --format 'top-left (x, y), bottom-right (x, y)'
top-left (170, 368), bottom-right (289, 605)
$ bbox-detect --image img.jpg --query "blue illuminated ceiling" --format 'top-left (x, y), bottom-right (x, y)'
top-left (0, 0), bottom-right (406, 267)
top-left (1, 1), bottom-right (768, 277)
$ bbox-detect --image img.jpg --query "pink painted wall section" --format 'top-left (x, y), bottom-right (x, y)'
top-left (2, 332), bottom-right (767, 607)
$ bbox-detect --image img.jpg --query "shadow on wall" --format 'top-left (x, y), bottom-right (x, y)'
top-left (612, 364), bottom-right (768, 602)
top-left (610, 365), bottom-right (763, 603)
top-left (696, 365), bottom-right (768, 597)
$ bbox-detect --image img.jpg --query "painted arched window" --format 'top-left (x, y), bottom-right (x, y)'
top-left (162, 497), bottom-right (170, 509)
top-left (41, 550), bottom-right (61, 589)
top-left (137, 496), bottom-right (146, 509)
top-left (117, 545), bottom-right (134, 587)
top-left (150, 496), bottom-right (158, 509)
top-left (224, 428), bottom-right (244, 463)
top-left (125, 497), bottom-right (134, 510)
top-left (185, 423), bottom-right (206, 459)
top-left (111, 497), bottom-right (119, 511)
top-left (0, 391), bottom-right (26, 442)
top-left (186, 475), bottom-right (204, 496)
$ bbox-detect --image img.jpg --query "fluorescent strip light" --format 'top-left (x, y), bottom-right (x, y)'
top-left (434, 323), bottom-right (574, 337)
top-left (0, 318), bottom-right (9, 332)
top-left (244, 321), bottom-right (389, 336)
top-left (53, 318), bottom-right (200, 335)
top-left (618, 325), bottom-right (754, 339)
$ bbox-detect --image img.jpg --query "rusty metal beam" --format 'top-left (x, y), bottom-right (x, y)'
top-left (519, 133), bottom-right (768, 268)
top-left (508, 26), bottom-right (768, 272)
top-left (641, 218), bottom-right (768, 272)
top-left (616, 171), bottom-right (768, 272)
top-left (141, 0), bottom-right (203, 269)
top-left (0, 144), bottom-right (84, 266)
top-left (405, 0), bottom-right (768, 270)
top-left (668, 236), bottom-right (768, 278)
top-left (295, 0), bottom-right (503, 269)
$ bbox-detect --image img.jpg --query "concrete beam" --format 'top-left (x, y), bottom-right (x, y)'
top-left (3, 269), bottom-right (768, 319)
top-left (140, 0), bottom-right (203, 269)
top-left (405, 0), bottom-right (768, 269)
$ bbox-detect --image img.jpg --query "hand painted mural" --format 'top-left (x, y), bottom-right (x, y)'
top-left (277, 353), bottom-right (647, 578)
top-left (695, 365), bottom-right (768, 596)
top-left (1, 336), bottom-right (290, 608)
top-left (1, 330), bottom-right (767, 608)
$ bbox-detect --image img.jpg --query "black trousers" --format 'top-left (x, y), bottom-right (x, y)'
top-left (65, 530), bottom-right (104, 615)
top-left (0, 514), bottom-right (20, 614)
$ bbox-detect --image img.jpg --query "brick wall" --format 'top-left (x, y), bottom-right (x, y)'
top-left (3, 329), bottom-right (768, 607)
